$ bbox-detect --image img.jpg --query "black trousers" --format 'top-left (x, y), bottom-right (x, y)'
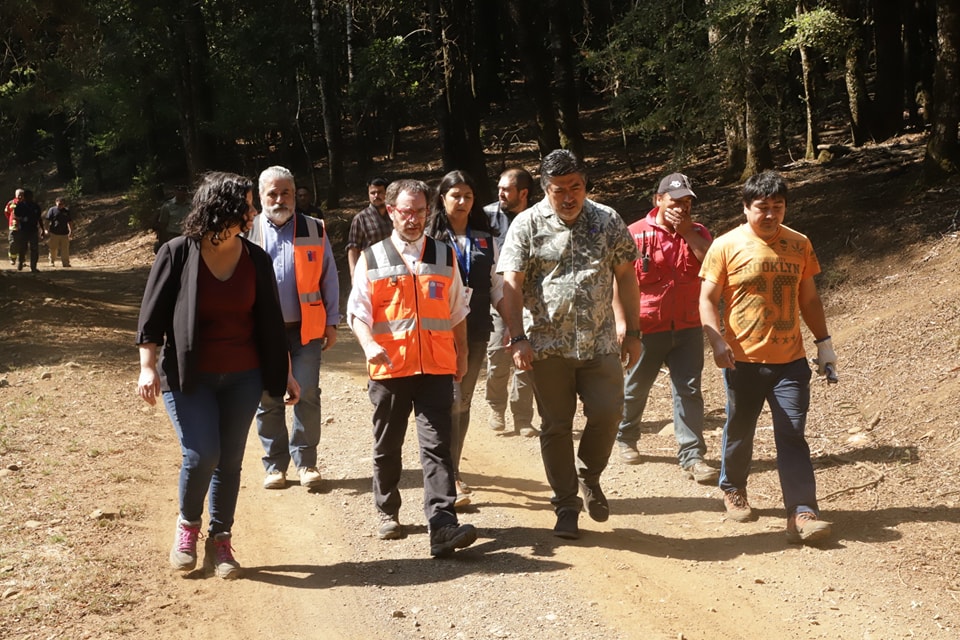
top-left (13, 230), bottom-right (39, 270)
top-left (369, 374), bottom-right (458, 529)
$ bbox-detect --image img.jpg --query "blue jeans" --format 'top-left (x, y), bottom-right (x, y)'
top-left (531, 354), bottom-right (624, 512)
top-left (719, 359), bottom-right (818, 516)
top-left (451, 339), bottom-right (488, 476)
top-left (163, 368), bottom-right (262, 535)
top-left (617, 327), bottom-right (707, 467)
top-left (257, 329), bottom-right (323, 472)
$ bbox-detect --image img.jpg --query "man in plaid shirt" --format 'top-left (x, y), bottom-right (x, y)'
top-left (346, 177), bottom-right (391, 281)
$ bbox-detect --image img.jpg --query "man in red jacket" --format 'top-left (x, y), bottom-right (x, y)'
top-left (616, 173), bottom-right (718, 484)
top-left (4, 188), bottom-right (23, 265)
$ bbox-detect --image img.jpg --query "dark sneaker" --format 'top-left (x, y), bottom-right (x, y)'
top-left (618, 441), bottom-right (641, 465)
top-left (723, 488), bottom-right (754, 522)
top-left (786, 511), bottom-right (832, 545)
top-left (169, 518), bottom-right (201, 571)
top-left (578, 480), bottom-right (609, 522)
top-left (377, 512), bottom-right (404, 540)
top-left (553, 508), bottom-right (580, 540)
top-left (429, 523), bottom-right (477, 557)
top-left (682, 460), bottom-right (719, 484)
top-left (204, 532), bottom-right (241, 579)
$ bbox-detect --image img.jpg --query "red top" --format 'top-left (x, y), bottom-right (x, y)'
top-left (630, 209), bottom-right (711, 335)
top-left (196, 248), bottom-right (260, 373)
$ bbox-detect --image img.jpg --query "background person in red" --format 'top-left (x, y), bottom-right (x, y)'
top-left (4, 188), bottom-right (23, 265)
top-left (614, 173), bottom-right (718, 484)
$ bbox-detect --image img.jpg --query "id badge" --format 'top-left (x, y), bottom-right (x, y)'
top-left (463, 286), bottom-right (474, 305)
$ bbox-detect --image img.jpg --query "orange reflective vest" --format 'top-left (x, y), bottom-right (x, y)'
top-left (364, 237), bottom-right (457, 380)
top-left (247, 213), bottom-right (328, 345)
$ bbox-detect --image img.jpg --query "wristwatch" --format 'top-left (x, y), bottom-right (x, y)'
top-left (625, 329), bottom-right (642, 339)
top-left (509, 334), bottom-right (529, 346)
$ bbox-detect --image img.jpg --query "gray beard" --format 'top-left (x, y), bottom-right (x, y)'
top-left (265, 209), bottom-right (293, 225)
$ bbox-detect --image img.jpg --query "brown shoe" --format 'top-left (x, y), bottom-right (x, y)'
top-left (786, 511), bottom-right (831, 545)
top-left (682, 460), bottom-right (719, 484)
top-left (618, 441), bottom-right (641, 465)
top-left (723, 488), bottom-right (754, 522)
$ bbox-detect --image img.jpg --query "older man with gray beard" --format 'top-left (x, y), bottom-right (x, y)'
top-left (246, 166), bottom-right (340, 491)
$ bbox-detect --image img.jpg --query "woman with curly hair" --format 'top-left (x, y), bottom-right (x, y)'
top-left (136, 171), bottom-right (300, 579)
top-left (427, 170), bottom-right (503, 508)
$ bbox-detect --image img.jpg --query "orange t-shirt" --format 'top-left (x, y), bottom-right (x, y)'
top-left (699, 223), bottom-right (820, 364)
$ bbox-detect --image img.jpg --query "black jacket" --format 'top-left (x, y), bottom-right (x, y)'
top-left (136, 235), bottom-right (289, 396)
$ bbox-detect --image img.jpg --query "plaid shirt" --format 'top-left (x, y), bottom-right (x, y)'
top-left (346, 204), bottom-right (393, 251)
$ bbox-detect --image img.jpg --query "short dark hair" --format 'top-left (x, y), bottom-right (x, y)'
top-left (742, 170), bottom-right (788, 205)
top-left (501, 167), bottom-right (534, 196)
top-left (539, 149), bottom-right (586, 191)
top-left (367, 176), bottom-right (389, 188)
top-left (182, 172), bottom-right (253, 245)
top-left (385, 179), bottom-right (430, 206)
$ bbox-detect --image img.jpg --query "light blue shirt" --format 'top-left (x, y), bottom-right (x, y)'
top-left (257, 214), bottom-right (341, 326)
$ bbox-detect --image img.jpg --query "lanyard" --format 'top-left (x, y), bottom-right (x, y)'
top-left (449, 226), bottom-right (472, 285)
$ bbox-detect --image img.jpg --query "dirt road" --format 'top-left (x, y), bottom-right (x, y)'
top-left (2, 236), bottom-right (959, 640)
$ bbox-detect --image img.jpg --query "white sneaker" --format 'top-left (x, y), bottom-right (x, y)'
top-left (298, 466), bottom-right (322, 489)
top-left (263, 469), bottom-right (286, 490)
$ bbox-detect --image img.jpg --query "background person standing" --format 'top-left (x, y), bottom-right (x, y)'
top-left (12, 189), bottom-right (44, 273)
top-left (4, 188), bottom-right (23, 265)
top-left (46, 197), bottom-right (73, 267)
top-left (483, 167), bottom-right (537, 437)
top-left (346, 176), bottom-right (391, 280)
top-left (615, 173), bottom-right (717, 484)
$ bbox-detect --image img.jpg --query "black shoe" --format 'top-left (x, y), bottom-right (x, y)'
top-left (429, 523), bottom-right (477, 557)
top-left (579, 480), bottom-right (609, 522)
top-left (553, 508), bottom-right (580, 540)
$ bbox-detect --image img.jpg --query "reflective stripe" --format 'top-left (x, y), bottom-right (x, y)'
top-left (299, 291), bottom-right (323, 303)
top-left (369, 264), bottom-right (410, 281)
top-left (421, 317), bottom-right (452, 331)
top-left (371, 318), bottom-right (417, 335)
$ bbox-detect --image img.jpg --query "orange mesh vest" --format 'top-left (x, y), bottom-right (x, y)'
top-left (364, 237), bottom-right (457, 380)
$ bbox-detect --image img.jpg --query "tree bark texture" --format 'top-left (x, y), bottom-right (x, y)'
top-left (923, 0), bottom-right (960, 180)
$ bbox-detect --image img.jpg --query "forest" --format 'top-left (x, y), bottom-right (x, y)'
top-left (1, 0), bottom-right (958, 208)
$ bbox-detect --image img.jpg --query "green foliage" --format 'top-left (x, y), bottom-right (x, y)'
top-left (126, 163), bottom-right (162, 231)
top-left (778, 7), bottom-right (853, 62)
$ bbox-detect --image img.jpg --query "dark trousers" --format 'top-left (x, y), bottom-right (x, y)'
top-left (13, 230), bottom-right (38, 270)
top-left (369, 374), bottom-right (458, 529)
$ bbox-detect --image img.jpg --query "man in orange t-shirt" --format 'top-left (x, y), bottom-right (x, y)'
top-left (699, 170), bottom-right (837, 546)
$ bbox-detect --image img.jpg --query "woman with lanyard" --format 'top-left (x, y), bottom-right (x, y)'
top-left (427, 170), bottom-right (504, 508)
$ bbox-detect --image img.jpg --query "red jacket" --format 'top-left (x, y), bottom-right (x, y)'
top-left (630, 209), bottom-right (711, 335)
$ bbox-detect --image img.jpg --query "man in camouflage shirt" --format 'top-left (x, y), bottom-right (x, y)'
top-left (498, 149), bottom-right (642, 540)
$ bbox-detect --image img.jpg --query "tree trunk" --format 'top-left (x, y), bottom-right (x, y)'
top-left (871, 0), bottom-right (905, 140)
top-left (742, 10), bottom-right (773, 179)
top-left (308, 0), bottom-right (345, 208)
top-left (506, 0), bottom-right (562, 155)
top-left (923, 0), bottom-right (960, 181)
top-left (430, 0), bottom-right (489, 194)
top-left (840, 0), bottom-right (870, 146)
top-left (797, 5), bottom-right (819, 160)
top-left (706, 0), bottom-right (746, 178)
top-left (180, 0), bottom-right (217, 173)
top-left (548, 0), bottom-right (585, 159)
top-left (51, 112), bottom-right (76, 181)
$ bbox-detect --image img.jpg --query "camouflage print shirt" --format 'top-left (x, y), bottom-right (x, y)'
top-left (497, 197), bottom-right (638, 360)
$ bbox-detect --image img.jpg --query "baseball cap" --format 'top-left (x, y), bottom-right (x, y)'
top-left (657, 173), bottom-right (696, 199)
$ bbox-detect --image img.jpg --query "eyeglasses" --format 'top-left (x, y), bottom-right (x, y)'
top-left (391, 207), bottom-right (428, 219)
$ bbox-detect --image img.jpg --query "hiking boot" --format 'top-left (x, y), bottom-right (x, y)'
top-left (618, 441), bottom-right (641, 465)
top-left (553, 508), bottom-right (580, 540)
top-left (578, 480), bottom-right (610, 522)
top-left (204, 532), bottom-right (240, 579)
top-left (786, 511), bottom-right (832, 545)
top-left (263, 469), bottom-right (286, 490)
top-left (298, 466), bottom-right (322, 490)
top-left (723, 488), bottom-right (754, 522)
top-left (169, 518), bottom-right (201, 571)
top-left (682, 459), bottom-right (719, 484)
top-left (377, 512), bottom-right (404, 540)
top-left (518, 426), bottom-right (539, 438)
top-left (429, 523), bottom-right (477, 557)
top-left (489, 413), bottom-right (506, 431)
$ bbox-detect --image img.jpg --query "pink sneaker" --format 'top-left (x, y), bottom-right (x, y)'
top-left (169, 518), bottom-right (201, 571)
top-left (204, 532), bottom-right (241, 579)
